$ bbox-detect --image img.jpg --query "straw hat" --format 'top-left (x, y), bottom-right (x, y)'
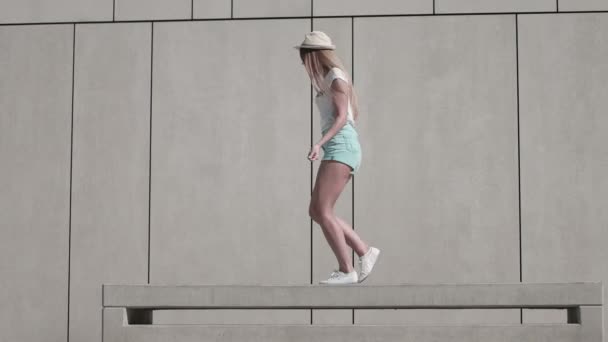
top-left (293, 31), bottom-right (336, 50)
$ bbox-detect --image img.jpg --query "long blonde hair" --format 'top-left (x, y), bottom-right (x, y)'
top-left (299, 48), bottom-right (360, 122)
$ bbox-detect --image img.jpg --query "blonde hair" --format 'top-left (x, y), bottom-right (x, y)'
top-left (299, 48), bottom-right (360, 122)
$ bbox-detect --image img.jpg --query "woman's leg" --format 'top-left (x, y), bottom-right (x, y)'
top-left (334, 215), bottom-right (369, 257)
top-left (309, 160), bottom-right (356, 273)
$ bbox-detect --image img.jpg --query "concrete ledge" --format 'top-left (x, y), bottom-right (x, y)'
top-left (102, 283), bottom-right (603, 342)
top-left (103, 282), bottom-right (603, 309)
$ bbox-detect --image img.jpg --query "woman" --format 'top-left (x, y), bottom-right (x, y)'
top-left (294, 31), bottom-right (380, 284)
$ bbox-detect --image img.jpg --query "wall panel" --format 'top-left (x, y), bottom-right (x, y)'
top-left (115, 0), bottom-right (191, 20)
top-left (193, 0), bottom-right (231, 19)
top-left (313, 0), bottom-right (430, 16)
top-left (518, 13), bottom-right (608, 332)
top-left (0, 0), bottom-right (111, 24)
top-left (436, 0), bottom-right (555, 14)
top-left (150, 19), bottom-right (311, 323)
top-left (0, 24), bottom-right (73, 342)
top-left (560, 0), bottom-right (608, 12)
top-left (70, 22), bottom-right (151, 342)
top-left (234, 0), bottom-right (310, 17)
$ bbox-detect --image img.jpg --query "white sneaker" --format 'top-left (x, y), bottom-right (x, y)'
top-left (358, 247), bottom-right (380, 283)
top-left (319, 269), bottom-right (358, 284)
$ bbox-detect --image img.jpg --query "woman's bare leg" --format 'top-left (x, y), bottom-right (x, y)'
top-left (334, 216), bottom-right (369, 257)
top-left (310, 160), bottom-right (356, 273)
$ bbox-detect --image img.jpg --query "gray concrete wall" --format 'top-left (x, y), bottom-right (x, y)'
top-left (0, 1), bottom-right (607, 342)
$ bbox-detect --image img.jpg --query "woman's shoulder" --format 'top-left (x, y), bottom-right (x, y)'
top-left (329, 66), bottom-right (345, 76)
top-left (327, 67), bottom-right (348, 83)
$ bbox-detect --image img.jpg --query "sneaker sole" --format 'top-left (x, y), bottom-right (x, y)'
top-left (319, 273), bottom-right (359, 285)
top-left (319, 278), bottom-right (359, 285)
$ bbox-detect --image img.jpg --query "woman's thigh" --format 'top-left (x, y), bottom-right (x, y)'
top-left (311, 160), bottom-right (352, 214)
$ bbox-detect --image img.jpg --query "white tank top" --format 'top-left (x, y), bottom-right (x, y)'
top-left (314, 67), bottom-right (355, 133)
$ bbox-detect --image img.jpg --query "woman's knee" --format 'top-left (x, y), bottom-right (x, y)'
top-left (309, 198), bottom-right (325, 221)
top-left (315, 210), bottom-right (335, 227)
top-left (308, 200), bottom-right (318, 221)
top-left (309, 201), bottom-right (332, 225)
top-left (309, 204), bottom-right (324, 223)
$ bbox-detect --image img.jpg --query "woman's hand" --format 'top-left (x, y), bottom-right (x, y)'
top-left (308, 144), bottom-right (321, 161)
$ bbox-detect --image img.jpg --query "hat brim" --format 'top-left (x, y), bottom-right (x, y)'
top-left (293, 44), bottom-right (336, 50)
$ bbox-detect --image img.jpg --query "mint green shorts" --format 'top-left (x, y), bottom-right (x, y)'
top-left (321, 122), bottom-right (362, 175)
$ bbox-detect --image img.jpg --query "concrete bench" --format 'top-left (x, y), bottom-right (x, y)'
top-left (102, 282), bottom-right (603, 342)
